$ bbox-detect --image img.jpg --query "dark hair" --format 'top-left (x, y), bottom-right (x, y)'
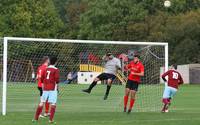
top-left (172, 64), bottom-right (177, 70)
top-left (106, 52), bottom-right (112, 56)
top-left (134, 52), bottom-right (140, 58)
top-left (41, 56), bottom-right (49, 64)
top-left (50, 56), bottom-right (57, 65)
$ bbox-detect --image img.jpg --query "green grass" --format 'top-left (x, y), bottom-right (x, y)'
top-left (0, 84), bottom-right (200, 125)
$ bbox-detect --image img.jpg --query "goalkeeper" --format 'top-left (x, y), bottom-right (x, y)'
top-left (82, 52), bottom-right (121, 100)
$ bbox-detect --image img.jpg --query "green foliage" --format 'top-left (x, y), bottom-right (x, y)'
top-left (0, 0), bottom-right (63, 38)
top-left (78, 0), bottom-right (147, 40)
top-left (165, 10), bottom-right (200, 64)
top-left (0, 0), bottom-right (200, 64)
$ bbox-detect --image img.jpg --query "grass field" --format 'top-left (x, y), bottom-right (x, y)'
top-left (0, 83), bottom-right (200, 125)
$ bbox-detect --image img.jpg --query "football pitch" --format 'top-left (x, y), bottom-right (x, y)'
top-left (0, 84), bottom-right (200, 125)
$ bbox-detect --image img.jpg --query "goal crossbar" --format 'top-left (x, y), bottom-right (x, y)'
top-left (4, 37), bottom-right (168, 46)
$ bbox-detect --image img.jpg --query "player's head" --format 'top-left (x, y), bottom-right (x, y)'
top-left (49, 56), bottom-right (58, 65)
top-left (41, 56), bottom-right (49, 65)
top-left (106, 52), bottom-right (114, 59)
top-left (171, 64), bottom-right (177, 70)
top-left (133, 52), bottom-right (140, 64)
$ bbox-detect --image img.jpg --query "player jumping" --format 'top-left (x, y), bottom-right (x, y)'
top-left (161, 64), bottom-right (183, 113)
top-left (36, 56), bottom-right (50, 117)
top-left (123, 53), bottom-right (144, 114)
top-left (82, 53), bottom-right (121, 100)
top-left (33, 57), bottom-right (60, 124)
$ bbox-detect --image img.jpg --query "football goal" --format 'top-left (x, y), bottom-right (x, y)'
top-left (1, 37), bottom-right (168, 115)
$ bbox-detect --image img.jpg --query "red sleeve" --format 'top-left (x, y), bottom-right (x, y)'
top-left (55, 69), bottom-right (60, 84)
top-left (125, 63), bottom-right (131, 70)
top-left (162, 70), bottom-right (170, 78)
top-left (37, 66), bottom-right (46, 80)
top-left (41, 69), bottom-right (46, 83)
top-left (162, 70), bottom-right (170, 82)
top-left (140, 64), bottom-right (144, 72)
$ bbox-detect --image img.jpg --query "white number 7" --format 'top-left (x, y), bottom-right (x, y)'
top-left (46, 71), bottom-right (51, 79)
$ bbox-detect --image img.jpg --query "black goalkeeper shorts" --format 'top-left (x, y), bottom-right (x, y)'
top-left (37, 87), bottom-right (43, 96)
top-left (97, 73), bottom-right (116, 81)
top-left (126, 80), bottom-right (139, 91)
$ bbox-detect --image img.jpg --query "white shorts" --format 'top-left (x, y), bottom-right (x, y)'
top-left (163, 86), bottom-right (177, 99)
top-left (41, 90), bottom-right (58, 104)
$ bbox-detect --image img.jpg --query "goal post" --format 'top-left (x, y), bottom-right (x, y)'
top-left (2, 37), bottom-right (168, 115)
top-left (2, 37), bottom-right (7, 116)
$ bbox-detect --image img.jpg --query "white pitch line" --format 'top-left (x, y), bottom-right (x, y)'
top-left (66, 118), bottom-right (200, 123)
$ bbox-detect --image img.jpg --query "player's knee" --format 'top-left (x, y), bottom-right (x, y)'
top-left (51, 103), bottom-right (56, 106)
top-left (107, 79), bottom-right (112, 85)
top-left (125, 93), bottom-right (129, 96)
top-left (94, 78), bottom-right (99, 82)
top-left (130, 90), bottom-right (136, 99)
top-left (125, 89), bottom-right (130, 96)
top-left (39, 102), bottom-right (44, 106)
top-left (130, 95), bottom-right (135, 99)
top-left (130, 94), bottom-right (135, 99)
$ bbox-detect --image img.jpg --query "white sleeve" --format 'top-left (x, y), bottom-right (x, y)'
top-left (116, 59), bottom-right (121, 69)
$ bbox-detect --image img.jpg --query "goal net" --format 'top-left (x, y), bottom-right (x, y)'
top-left (1, 37), bottom-right (168, 115)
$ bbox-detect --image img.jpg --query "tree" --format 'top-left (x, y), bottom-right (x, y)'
top-left (0, 0), bottom-right (63, 38)
top-left (63, 0), bottom-right (88, 38)
top-left (165, 10), bottom-right (200, 64)
top-left (78, 0), bottom-right (147, 40)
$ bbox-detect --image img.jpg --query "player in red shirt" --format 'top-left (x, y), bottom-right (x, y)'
top-left (123, 53), bottom-right (144, 114)
top-left (33, 57), bottom-right (60, 124)
top-left (36, 56), bottom-right (50, 117)
top-left (161, 64), bottom-right (183, 113)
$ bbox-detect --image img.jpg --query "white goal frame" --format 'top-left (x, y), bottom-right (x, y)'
top-left (2, 37), bottom-right (168, 115)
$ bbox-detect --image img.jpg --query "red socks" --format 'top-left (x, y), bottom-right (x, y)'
top-left (162, 98), bottom-right (170, 104)
top-left (129, 99), bottom-right (135, 110)
top-left (34, 104), bottom-right (56, 121)
top-left (45, 101), bottom-right (50, 114)
top-left (124, 96), bottom-right (135, 110)
top-left (124, 96), bottom-right (128, 108)
top-left (49, 105), bottom-right (56, 121)
top-left (34, 105), bottom-right (43, 120)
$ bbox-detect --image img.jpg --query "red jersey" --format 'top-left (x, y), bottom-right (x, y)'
top-left (37, 64), bottom-right (48, 87)
top-left (41, 65), bottom-right (60, 91)
top-left (162, 69), bottom-right (183, 89)
top-left (125, 61), bottom-right (144, 83)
